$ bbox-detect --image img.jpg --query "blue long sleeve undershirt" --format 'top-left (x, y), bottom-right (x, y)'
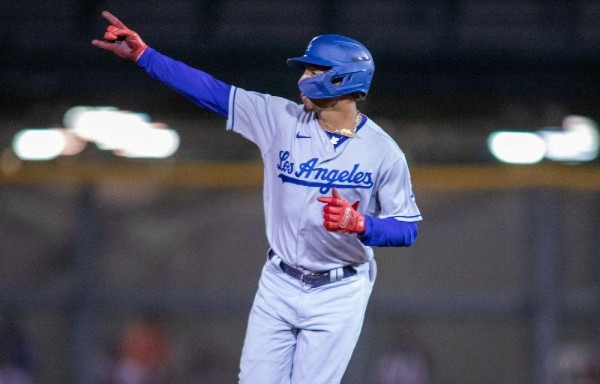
top-left (136, 47), bottom-right (231, 117)
top-left (360, 216), bottom-right (418, 247)
top-left (136, 47), bottom-right (417, 248)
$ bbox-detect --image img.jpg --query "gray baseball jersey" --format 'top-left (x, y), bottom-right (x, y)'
top-left (227, 87), bottom-right (422, 272)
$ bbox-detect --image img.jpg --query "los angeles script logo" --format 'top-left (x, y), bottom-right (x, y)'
top-left (276, 150), bottom-right (373, 193)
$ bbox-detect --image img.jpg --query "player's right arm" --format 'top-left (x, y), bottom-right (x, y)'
top-left (92, 11), bottom-right (300, 155)
top-left (92, 11), bottom-right (231, 117)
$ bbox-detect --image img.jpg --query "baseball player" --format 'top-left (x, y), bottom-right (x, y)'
top-left (93, 11), bottom-right (422, 384)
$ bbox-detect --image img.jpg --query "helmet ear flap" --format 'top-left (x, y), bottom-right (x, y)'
top-left (331, 76), bottom-right (345, 86)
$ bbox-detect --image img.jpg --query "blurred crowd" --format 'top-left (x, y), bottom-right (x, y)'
top-left (100, 310), bottom-right (172, 384)
top-left (2, 305), bottom-right (600, 384)
top-left (0, 307), bottom-right (36, 384)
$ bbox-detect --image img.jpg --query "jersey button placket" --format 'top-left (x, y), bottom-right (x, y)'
top-left (294, 176), bottom-right (314, 266)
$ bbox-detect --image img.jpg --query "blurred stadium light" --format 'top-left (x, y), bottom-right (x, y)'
top-left (12, 106), bottom-right (180, 160)
top-left (488, 115), bottom-right (599, 164)
top-left (538, 115), bottom-right (599, 163)
top-left (487, 131), bottom-right (546, 164)
top-left (12, 128), bottom-right (69, 161)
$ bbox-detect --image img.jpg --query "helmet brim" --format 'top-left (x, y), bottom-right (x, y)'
top-left (286, 56), bottom-right (333, 71)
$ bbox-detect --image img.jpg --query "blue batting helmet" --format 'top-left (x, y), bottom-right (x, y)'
top-left (286, 34), bottom-right (375, 100)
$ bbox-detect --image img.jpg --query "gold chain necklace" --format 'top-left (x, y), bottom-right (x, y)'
top-left (320, 110), bottom-right (361, 138)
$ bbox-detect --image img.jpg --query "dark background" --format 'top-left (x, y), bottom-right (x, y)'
top-left (2, 0), bottom-right (600, 164)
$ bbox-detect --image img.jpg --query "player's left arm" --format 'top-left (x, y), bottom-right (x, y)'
top-left (317, 189), bottom-right (418, 247)
top-left (360, 155), bottom-right (422, 247)
top-left (317, 156), bottom-right (421, 247)
top-left (359, 216), bottom-right (418, 247)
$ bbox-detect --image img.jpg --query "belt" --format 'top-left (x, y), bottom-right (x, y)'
top-left (268, 249), bottom-right (357, 288)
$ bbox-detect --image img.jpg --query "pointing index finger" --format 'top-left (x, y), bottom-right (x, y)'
top-left (102, 10), bottom-right (126, 29)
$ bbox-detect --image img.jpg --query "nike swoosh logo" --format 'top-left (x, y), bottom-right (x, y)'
top-left (296, 133), bottom-right (311, 139)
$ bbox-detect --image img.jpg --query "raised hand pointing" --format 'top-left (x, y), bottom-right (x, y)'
top-left (91, 11), bottom-right (148, 62)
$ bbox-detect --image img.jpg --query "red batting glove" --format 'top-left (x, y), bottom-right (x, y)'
top-left (91, 11), bottom-right (148, 62)
top-left (317, 188), bottom-right (366, 234)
